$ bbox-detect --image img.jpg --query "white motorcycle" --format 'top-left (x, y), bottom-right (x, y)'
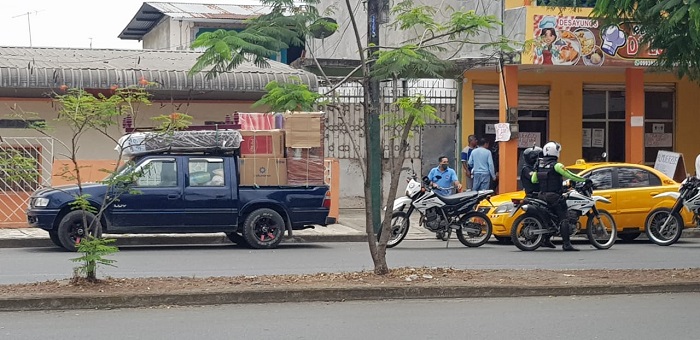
top-left (380, 172), bottom-right (494, 248)
top-left (645, 176), bottom-right (700, 246)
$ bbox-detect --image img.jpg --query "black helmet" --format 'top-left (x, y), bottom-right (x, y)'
top-left (523, 146), bottom-right (543, 167)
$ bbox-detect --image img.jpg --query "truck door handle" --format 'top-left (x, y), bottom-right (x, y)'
top-left (167, 194), bottom-right (181, 200)
top-left (650, 192), bottom-right (659, 196)
top-left (215, 194), bottom-right (226, 198)
top-left (602, 195), bottom-right (611, 199)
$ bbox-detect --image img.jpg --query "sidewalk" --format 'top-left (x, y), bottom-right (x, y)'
top-left (0, 208), bottom-right (434, 248)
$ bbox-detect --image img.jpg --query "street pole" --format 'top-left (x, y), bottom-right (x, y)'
top-left (367, 0), bottom-right (382, 234)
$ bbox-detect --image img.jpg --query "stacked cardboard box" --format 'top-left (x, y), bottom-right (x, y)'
top-left (284, 112), bottom-right (325, 186)
top-left (239, 129), bottom-right (287, 185)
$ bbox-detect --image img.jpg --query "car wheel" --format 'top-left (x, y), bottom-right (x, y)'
top-left (243, 208), bottom-right (286, 249)
top-left (48, 230), bottom-right (64, 249)
top-left (57, 210), bottom-right (102, 252)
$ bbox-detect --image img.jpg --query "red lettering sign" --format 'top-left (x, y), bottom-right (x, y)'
top-left (626, 36), bottom-right (639, 55)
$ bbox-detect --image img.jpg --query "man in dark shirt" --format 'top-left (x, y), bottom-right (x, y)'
top-left (520, 146), bottom-right (542, 196)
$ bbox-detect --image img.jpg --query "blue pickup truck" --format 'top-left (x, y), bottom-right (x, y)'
top-left (26, 151), bottom-right (333, 251)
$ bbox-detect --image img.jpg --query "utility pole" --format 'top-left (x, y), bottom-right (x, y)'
top-left (367, 0), bottom-right (382, 233)
top-left (12, 10), bottom-right (42, 47)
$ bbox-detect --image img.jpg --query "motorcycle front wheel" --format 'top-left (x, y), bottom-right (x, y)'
top-left (510, 212), bottom-right (545, 251)
top-left (586, 209), bottom-right (617, 250)
top-left (377, 211), bottom-right (410, 248)
top-left (456, 211), bottom-right (492, 247)
top-left (645, 208), bottom-right (684, 246)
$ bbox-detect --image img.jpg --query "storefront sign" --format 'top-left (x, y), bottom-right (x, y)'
top-left (654, 150), bottom-right (687, 182)
top-left (518, 132), bottom-right (541, 148)
top-left (494, 123), bottom-right (511, 142)
top-left (645, 133), bottom-right (673, 147)
top-left (531, 15), bottom-right (659, 67)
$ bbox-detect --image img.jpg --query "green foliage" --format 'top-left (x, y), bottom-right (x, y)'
top-left (190, 0), bottom-right (321, 78)
top-left (253, 76), bottom-right (323, 112)
top-left (381, 95), bottom-right (441, 128)
top-left (0, 148), bottom-right (38, 184)
top-left (593, 0), bottom-right (700, 81)
top-left (71, 236), bottom-right (118, 281)
top-left (373, 45), bottom-right (451, 80)
top-left (151, 112), bottom-right (194, 131)
top-left (540, 0), bottom-right (597, 7)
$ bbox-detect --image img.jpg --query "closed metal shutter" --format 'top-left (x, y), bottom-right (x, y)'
top-left (473, 85), bottom-right (550, 110)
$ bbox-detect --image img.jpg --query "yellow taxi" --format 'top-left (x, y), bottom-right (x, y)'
top-left (479, 160), bottom-right (694, 243)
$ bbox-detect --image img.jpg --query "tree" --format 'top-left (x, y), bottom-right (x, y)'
top-left (189, 0), bottom-right (510, 274)
top-left (593, 0), bottom-right (700, 81)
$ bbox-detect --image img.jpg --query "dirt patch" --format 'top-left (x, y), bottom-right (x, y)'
top-left (2, 267), bottom-right (700, 298)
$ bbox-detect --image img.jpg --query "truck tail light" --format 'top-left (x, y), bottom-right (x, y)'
top-left (323, 191), bottom-right (331, 209)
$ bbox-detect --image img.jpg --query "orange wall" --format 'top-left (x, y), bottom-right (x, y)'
top-left (462, 69), bottom-right (700, 167)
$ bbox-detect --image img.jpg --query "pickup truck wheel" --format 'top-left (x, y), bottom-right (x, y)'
top-left (48, 230), bottom-right (64, 249)
top-left (226, 232), bottom-right (250, 248)
top-left (243, 208), bottom-right (285, 249)
top-left (57, 210), bottom-right (103, 252)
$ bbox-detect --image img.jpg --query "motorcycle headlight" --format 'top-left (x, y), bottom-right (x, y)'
top-left (493, 202), bottom-right (515, 214)
top-left (33, 197), bottom-right (50, 207)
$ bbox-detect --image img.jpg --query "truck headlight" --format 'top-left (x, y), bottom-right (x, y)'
top-left (493, 202), bottom-right (515, 214)
top-left (33, 197), bottom-right (50, 207)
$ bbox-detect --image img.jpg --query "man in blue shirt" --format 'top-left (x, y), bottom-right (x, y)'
top-left (468, 138), bottom-right (496, 192)
top-left (428, 156), bottom-right (462, 196)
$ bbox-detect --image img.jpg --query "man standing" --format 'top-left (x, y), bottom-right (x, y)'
top-left (428, 156), bottom-right (462, 196)
top-left (460, 135), bottom-right (477, 191)
top-left (468, 138), bottom-right (496, 192)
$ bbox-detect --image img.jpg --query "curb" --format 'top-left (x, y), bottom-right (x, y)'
top-left (0, 234), bottom-right (369, 249)
top-left (2, 282), bottom-right (700, 311)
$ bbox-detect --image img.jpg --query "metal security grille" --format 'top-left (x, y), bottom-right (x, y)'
top-left (319, 78), bottom-right (458, 159)
top-left (0, 137), bottom-right (53, 223)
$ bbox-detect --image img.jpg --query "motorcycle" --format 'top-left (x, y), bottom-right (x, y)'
top-left (509, 180), bottom-right (617, 251)
top-left (380, 172), bottom-right (494, 248)
top-left (645, 176), bottom-right (700, 246)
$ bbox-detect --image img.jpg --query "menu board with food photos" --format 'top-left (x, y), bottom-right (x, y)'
top-left (531, 15), bottom-right (661, 67)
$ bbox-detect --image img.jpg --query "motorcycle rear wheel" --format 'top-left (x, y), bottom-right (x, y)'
top-left (645, 208), bottom-right (683, 246)
top-left (586, 209), bottom-right (616, 250)
top-left (456, 211), bottom-right (492, 247)
top-left (378, 211), bottom-right (410, 248)
top-left (510, 212), bottom-right (545, 251)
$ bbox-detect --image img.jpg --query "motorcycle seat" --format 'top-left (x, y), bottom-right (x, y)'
top-left (439, 190), bottom-right (482, 205)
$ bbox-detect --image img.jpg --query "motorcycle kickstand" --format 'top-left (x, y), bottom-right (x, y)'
top-left (445, 229), bottom-right (452, 248)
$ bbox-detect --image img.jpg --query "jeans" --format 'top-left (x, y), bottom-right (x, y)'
top-left (472, 173), bottom-right (491, 191)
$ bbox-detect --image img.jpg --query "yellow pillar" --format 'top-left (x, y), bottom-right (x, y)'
top-left (499, 65), bottom-right (519, 193)
top-left (625, 68), bottom-right (645, 164)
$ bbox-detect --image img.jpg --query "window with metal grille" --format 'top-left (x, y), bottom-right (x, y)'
top-left (0, 119), bottom-right (46, 129)
top-left (0, 146), bottom-right (41, 191)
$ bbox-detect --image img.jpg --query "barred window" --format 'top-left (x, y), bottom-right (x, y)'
top-left (0, 147), bottom-right (41, 191)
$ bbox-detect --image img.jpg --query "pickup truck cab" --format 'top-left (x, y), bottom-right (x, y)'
top-left (27, 151), bottom-right (333, 251)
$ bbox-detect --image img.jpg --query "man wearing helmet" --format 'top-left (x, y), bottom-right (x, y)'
top-left (531, 141), bottom-right (589, 251)
top-left (521, 146), bottom-right (542, 197)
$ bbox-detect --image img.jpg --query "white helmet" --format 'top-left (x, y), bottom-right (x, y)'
top-left (542, 141), bottom-right (561, 158)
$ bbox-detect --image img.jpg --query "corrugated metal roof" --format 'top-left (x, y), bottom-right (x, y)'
top-left (0, 46), bottom-right (317, 97)
top-left (119, 2), bottom-right (271, 40)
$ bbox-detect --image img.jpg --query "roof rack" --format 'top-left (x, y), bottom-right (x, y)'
top-left (122, 112), bottom-right (243, 133)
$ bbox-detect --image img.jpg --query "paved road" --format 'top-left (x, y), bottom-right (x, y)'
top-left (3, 238), bottom-right (700, 284)
top-left (3, 293), bottom-right (700, 339)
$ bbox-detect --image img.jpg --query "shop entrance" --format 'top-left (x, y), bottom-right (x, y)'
top-left (583, 85), bottom-right (676, 164)
top-left (582, 86), bottom-right (626, 162)
top-left (473, 85), bottom-right (549, 170)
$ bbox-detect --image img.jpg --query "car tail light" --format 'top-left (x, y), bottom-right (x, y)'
top-left (323, 191), bottom-right (331, 209)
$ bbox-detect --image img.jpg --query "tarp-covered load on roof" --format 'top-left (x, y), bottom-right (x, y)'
top-left (115, 130), bottom-right (243, 157)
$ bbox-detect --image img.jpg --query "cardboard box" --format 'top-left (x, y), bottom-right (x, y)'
top-left (239, 158), bottom-right (288, 186)
top-left (284, 113), bottom-right (323, 148)
top-left (240, 130), bottom-right (285, 158)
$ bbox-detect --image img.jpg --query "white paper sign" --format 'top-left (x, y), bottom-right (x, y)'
top-left (518, 132), bottom-right (541, 148)
top-left (645, 133), bottom-right (673, 147)
top-left (582, 128), bottom-right (591, 148)
top-left (494, 123), bottom-right (511, 142)
top-left (631, 116), bottom-right (644, 127)
top-left (654, 150), bottom-right (682, 179)
top-left (592, 129), bottom-right (605, 148)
